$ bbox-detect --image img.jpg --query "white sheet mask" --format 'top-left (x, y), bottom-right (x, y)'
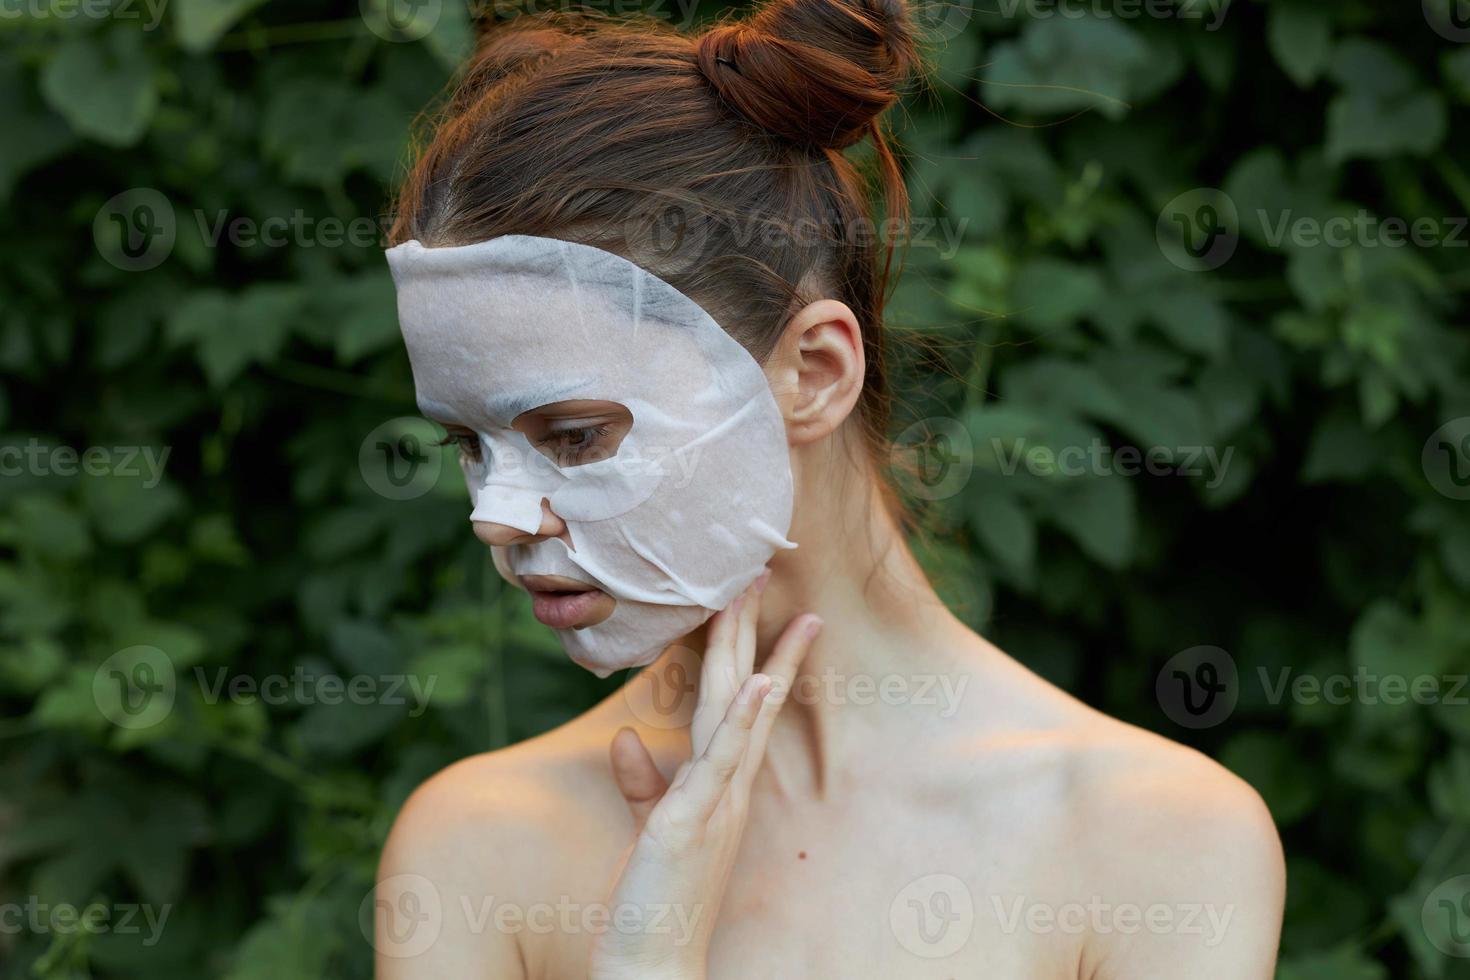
top-left (385, 234), bottom-right (797, 677)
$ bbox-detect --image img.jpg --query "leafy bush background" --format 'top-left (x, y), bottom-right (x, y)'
top-left (2, 0), bottom-right (1469, 977)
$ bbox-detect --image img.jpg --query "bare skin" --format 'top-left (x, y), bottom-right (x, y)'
top-left (377, 299), bottom-right (1286, 978)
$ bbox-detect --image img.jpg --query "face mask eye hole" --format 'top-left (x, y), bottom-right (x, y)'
top-left (513, 400), bottom-right (633, 468)
top-left (436, 428), bottom-right (483, 464)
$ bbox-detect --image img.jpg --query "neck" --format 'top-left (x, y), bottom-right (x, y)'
top-left (681, 466), bottom-right (987, 801)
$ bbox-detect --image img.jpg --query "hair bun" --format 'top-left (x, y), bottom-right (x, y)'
top-left (695, 0), bottom-right (917, 151)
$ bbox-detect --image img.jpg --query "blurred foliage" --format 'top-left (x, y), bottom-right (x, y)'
top-left (0, 0), bottom-right (1468, 977)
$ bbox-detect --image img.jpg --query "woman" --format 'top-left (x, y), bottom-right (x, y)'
top-left (375, 0), bottom-right (1286, 976)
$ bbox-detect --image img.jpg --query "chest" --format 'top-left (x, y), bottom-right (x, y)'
top-left (530, 802), bottom-right (1084, 980)
top-left (706, 811), bottom-right (1081, 980)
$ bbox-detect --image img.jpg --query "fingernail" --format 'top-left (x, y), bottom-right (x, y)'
top-left (731, 595), bottom-right (745, 613)
top-left (755, 568), bottom-right (772, 593)
top-left (804, 615), bottom-right (824, 638)
top-left (740, 674), bottom-right (770, 704)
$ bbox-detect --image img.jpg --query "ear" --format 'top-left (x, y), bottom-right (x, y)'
top-left (766, 299), bottom-right (865, 446)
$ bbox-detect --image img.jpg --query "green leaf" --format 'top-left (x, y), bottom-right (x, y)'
top-left (421, 0), bottom-right (475, 70)
top-left (1188, 29), bottom-right (1236, 94)
top-left (1349, 601), bottom-right (1436, 731)
top-left (1277, 945), bottom-right (1388, 980)
top-left (1142, 286), bottom-right (1231, 359)
top-left (1197, 362), bottom-right (1260, 437)
top-left (1301, 410), bottom-right (1378, 482)
top-left (947, 245), bottom-right (1012, 316)
top-left (1268, 3), bottom-right (1332, 88)
top-left (1325, 90), bottom-right (1447, 162)
top-left (980, 17), bottom-right (1152, 121)
top-left (1438, 521), bottom-right (1470, 592)
top-left (329, 619), bottom-right (400, 677)
top-left (1045, 474), bottom-right (1136, 569)
top-left (1220, 731), bottom-right (1319, 825)
top-left (969, 485), bottom-right (1036, 581)
top-left (1445, 48), bottom-right (1470, 104)
top-left (118, 787), bottom-right (207, 905)
top-left (325, 271), bottom-right (400, 365)
top-left (189, 513), bottom-right (249, 565)
top-left (80, 469), bottom-right (184, 545)
top-left (39, 29), bottom-right (158, 147)
top-left (261, 80), bottom-right (409, 185)
top-left (1428, 748), bottom-right (1470, 824)
top-left (12, 494), bottom-right (92, 562)
top-left (408, 643), bottom-right (483, 708)
top-left (1011, 259), bottom-right (1106, 332)
top-left (30, 838), bottom-right (117, 906)
top-left (1001, 358), bottom-right (1126, 422)
top-left (1285, 247), bottom-right (1346, 312)
top-left (1328, 38), bottom-right (1419, 99)
top-left (32, 666), bottom-right (111, 735)
top-left (1357, 369), bottom-right (1397, 429)
top-left (168, 285), bottom-right (300, 386)
top-left (1389, 836), bottom-right (1470, 976)
top-left (946, 166), bottom-right (1009, 241)
top-left (223, 894), bottom-right (343, 980)
top-left (173, 0), bottom-right (269, 53)
top-left (292, 692), bottom-right (408, 759)
top-left (0, 57), bottom-right (75, 201)
top-left (0, 638), bottom-right (67, 695)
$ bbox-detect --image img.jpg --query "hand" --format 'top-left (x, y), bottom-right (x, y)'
top-left (587, 570), bottom-right (822, 980)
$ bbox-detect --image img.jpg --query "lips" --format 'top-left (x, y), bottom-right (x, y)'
top-left (520, 574), bottom-right (616, 630)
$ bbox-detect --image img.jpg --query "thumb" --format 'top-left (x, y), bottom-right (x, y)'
top-left (609, 726), bottom-right (669, 834)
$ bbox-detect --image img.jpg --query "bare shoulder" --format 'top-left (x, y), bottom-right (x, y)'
top-left (963, 645), bottom-right (1283, 889)
top-left (1049, 707), bottom-right (1286, 978)
top-left (382, 725), bottom-right (609, 876)
top-left (375, 708), bottom-right (630, 977)
top-left (946, 646), bottom-right (1284, 978)
top-left (1044, 701), bottom-right (1274, 831)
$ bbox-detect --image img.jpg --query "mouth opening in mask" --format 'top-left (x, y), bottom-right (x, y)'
top-left (519, 573), bottom-right (617, 630)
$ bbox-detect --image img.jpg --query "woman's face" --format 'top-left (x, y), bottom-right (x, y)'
top-left (386, 235), bottom-right (797, 677)
top-left (449, 398), bottom-right (633, 631)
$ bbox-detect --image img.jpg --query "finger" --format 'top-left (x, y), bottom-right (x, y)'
top-left (762, 613), bottom-right (823, 701)
top-left (700, 592), bottom-right (744, 704)
top-left (733, 567), bottom-right (770, 677)
top-left (672, 674), bottom-right (770, 823)
top-left (741, 614), bottom-right (823, 792)
top-left (703, 590), bottom-right (742, 668)
top-left (693, 581), bottom-right (756, 756)
top-left (610, 726), bottom-right (670, 835)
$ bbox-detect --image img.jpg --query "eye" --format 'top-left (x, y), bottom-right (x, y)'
top-left (513, 400), bottom-right (633, 468)
top-left (535, 423), bottom-right (614, 466)
top-left (435, 428), bottom-right (482, 463)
